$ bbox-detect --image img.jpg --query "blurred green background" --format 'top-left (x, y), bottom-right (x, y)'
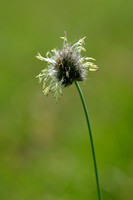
top-left (0, 0), bottom-right (133, 199)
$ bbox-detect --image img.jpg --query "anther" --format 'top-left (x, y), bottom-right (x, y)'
top-left (66, 71), bottom-right (69, 78)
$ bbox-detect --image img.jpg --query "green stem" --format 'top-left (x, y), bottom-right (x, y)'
top-left (75, 81), bottom-right (101, 200)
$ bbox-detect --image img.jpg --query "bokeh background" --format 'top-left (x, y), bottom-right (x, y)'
top-left (0, 0), bottom-right (133, 199)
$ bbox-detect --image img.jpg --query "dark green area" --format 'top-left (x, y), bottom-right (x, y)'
top-left (0, 0), bottom-right (133, 199)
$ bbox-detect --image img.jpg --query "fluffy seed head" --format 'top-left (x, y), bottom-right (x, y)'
top-left (36, 32), bottom-right (98, 101)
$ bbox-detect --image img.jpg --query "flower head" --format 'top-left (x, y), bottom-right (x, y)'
top-left (36, 32), bottom-right (98, 101)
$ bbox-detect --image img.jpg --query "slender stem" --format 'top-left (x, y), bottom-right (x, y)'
top-left (75, 81), bottom-right (101, 200)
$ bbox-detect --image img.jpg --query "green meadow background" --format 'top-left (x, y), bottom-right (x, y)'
top-left (0, 0), bottom-right (133, 199)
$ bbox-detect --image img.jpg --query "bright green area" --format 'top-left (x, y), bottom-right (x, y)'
top-left (0, 0), bottom-right (133, 200)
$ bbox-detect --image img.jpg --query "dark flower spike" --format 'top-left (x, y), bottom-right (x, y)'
top-left (36, 32), bottom-right (98, 101)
